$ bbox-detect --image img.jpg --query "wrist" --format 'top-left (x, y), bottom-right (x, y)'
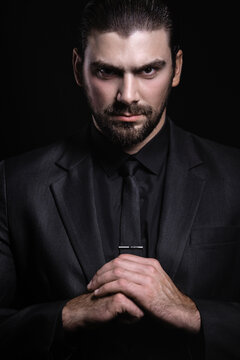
top-left (180, 297), bottom-right (201, 334)
top-left (62, 303), bottom-right (76, 332)
top-left (62, 297), bottom-right (86, 332)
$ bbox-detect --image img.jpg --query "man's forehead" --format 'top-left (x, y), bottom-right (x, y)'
top-left (85, 29), bottom-right (171, 68)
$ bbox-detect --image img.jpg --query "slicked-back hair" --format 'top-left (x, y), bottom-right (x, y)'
top-left (77, 0), bottom-right (181, 67)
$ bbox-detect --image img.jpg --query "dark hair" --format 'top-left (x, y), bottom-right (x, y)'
top-left (77, 0), bottom-right (181, 65)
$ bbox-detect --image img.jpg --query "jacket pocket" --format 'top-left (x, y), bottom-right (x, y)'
top-left (176, 227), bottom-right (240, 299)
top-left (190, 227), bottom-right (240, 247)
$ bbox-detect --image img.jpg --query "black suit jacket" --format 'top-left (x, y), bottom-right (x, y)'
top-left (0, 120), bottom-right (240, 359)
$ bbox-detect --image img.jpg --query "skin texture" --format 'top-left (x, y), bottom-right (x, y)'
top-left (72, 29), bottom-right (183, 154)
top-left (63, 29), bottom-right (201, 333)
top-left (63, 255), bottom-right (200, 333)
top-left (88, 254), bottom-right (200, 333)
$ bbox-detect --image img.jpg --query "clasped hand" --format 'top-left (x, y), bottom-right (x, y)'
top-left (87, 254), bottom-right (200, 333)
top-left (62, 254), bottom-right (200, 332)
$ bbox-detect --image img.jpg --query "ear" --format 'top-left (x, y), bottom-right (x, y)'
top-left (72, 48), bottom-right (83, 86)
top-left (172, 49), bottom-right (183, 87)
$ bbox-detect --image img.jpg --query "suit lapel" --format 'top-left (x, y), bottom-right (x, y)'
top-left (50, 129), bottom-right (106, 283)
top-left (156, 122), bottom-right (207, 280)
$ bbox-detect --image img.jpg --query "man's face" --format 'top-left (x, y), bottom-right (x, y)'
top-left (73, 29), bottom-right (182, 150)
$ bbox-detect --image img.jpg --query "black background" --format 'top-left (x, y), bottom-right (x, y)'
top-left (1, 1), bottom-right (239, 160)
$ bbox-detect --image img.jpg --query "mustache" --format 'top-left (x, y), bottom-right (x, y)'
top-left (104, 101), bottom-right (153, 116)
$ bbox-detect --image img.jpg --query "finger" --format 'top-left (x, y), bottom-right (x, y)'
top-left (94, 278), bottom-right (144, 306)
top-left (116, 255), bottom-right (164, 275)
top-left (88, 256), bottom-right (162, 290)
top-left (93, 255), bottom-right (152, 278)
top-left (91, 255), bottom-right (160, 279)
top-left (113, 293), bottom-right (144, 319)
top-left (89, 267), bottom-right (151, 291)
top-left (105, 255), bottom-right (161, 272)
top-left (118, 254), bottom-right (160, 266)
top-left (117, 255), bottom-right (167, 280)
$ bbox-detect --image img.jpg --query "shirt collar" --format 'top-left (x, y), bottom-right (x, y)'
top-left (91, 118), bottom-right (169, 177)
top-left (133, 119), bottom-right (169, 174)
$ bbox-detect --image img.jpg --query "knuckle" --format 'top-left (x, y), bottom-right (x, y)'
top-left (99, 284), bottom-right (106, 293)
top-left (147, 275), bottom-right (155, 286)
top-left (118, 278), bottom-right (127, 288)
top-left (147, 265), bottom-right (156, 275)
top-left (113, 258), bottom-right (121, 267)
top-left (150, 258), bottom-right (160, 268)
top-left (95, 270), bottom-right (99, 276)
top-left (113, 293), bottom-right (125, 303)
top-left (113, 267), bottom-right (122, 278)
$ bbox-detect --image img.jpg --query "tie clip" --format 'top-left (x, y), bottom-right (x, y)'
top-left (118, 245), bottom-right (143, 249)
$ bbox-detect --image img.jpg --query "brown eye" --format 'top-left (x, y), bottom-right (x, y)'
top-left (97, 67), bottom-right (115, 79)
top-left (142, 67), bottom-right (155, 76)
top-left (100, 68), bottom-right (113, 75)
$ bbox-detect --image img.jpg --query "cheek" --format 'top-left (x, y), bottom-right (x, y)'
top-left (140, 75), bottom-right (172, 109)
top-left (87, 77), bottom-right (117, 110)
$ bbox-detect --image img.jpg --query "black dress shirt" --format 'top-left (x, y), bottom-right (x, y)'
top-left (90, 118), bottom-right (169, 261)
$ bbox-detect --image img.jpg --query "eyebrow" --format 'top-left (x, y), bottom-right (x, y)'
top-left (90, 59), bottom-right (166, 74)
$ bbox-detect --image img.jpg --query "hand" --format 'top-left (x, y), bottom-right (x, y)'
top-left (62, 291), bottom-right (144, 332)
top-left (88, 254), bottom-right (201, 333)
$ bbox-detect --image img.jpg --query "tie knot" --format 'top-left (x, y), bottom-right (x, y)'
top-left (120, 159), bottom-right (139, 177)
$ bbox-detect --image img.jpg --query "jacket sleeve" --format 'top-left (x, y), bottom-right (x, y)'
top-left (0, 160), bottom-right (70, 359)
top-left (194, 299), bottom-right (240, 360)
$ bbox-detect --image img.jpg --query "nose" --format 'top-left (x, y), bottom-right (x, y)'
top-left (116, 73), bottom-right (140, 104)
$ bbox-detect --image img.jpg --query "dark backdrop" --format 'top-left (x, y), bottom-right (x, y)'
top-left (1, 1), bottom-right (239, 160)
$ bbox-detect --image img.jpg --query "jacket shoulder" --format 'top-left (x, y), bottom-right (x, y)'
top-left (2, 123), bottom-right (91, 182)
top-left (191, 131), bottom-right (240, 172)
top-left (2, 141), bottom-right (66, 182)
top-left (172, 122), bottom-right (240, 174)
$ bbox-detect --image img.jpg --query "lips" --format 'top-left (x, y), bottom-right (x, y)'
top-left (111, 114), bottom-right (143, 121)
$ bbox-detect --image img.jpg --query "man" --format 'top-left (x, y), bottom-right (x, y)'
top-left (0, 0), bottom-right (240, 359)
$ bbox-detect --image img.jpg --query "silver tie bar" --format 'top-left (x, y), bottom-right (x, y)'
top-left (118, 245), bottom-right (143, 249)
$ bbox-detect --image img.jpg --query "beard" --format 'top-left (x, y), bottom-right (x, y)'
top-left (83, 82), bottom-right (172, 149)
top-left (93, 102), bottom-right (166, 148)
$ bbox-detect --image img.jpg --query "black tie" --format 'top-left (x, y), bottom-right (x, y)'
top-left (119, 159), bottom-right (143, 256)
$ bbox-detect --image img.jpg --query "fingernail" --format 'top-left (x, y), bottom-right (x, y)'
top-left (94, 289), bottom-right (99, 295)
top-left (87, 280), bottom-right (92, 289)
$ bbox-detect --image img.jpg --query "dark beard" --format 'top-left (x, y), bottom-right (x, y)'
top-left (82, 76), bottom-right (172, 148)
top-left (92, 100), bottom-right (166, 148)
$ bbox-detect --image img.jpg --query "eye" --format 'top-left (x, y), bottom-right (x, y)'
top-left (96, 67), bottom-right (116, 79)
top-left (141, 66), bottom-right (157, 78)
top-left (143, 67), bottom-right (155, 74)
